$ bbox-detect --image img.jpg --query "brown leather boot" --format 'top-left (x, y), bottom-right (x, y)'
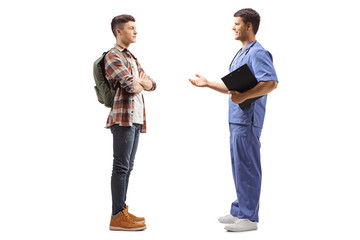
top-left (109, 209), bottom-right (146, 231)
top-left (126, 205), bottom-right (146, 223)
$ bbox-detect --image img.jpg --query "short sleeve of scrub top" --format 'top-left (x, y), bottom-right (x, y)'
top-left (251, 50), bottom-right (278, 82)
top-left (228, 43), bottom-right (278, 128)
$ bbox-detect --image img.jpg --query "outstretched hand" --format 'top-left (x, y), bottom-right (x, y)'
top-left (188, 74), bottom-right (208, 87)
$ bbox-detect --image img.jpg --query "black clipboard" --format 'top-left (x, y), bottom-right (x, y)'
top-left (221, 64), bottom-right (263, 109)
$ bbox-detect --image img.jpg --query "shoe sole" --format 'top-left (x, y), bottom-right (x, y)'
top-left (218, 220), bottom-right (238, 224)
top-left (225, 226), bottom-right (258, 232)
top-left (110, 226), bottom-right (147, 231)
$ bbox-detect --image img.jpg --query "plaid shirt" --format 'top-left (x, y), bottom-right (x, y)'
top-left (104, 44), bottom-right (156, 132)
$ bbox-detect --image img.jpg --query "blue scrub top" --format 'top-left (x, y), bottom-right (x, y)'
top-left (228, 41), bottom-right (278, 128)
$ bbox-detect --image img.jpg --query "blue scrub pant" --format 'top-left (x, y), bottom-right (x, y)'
top-left (229, 123), bottom-right (262, 222)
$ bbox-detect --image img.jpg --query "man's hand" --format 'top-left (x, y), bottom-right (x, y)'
top-left (229, 91), bottom-right (248, 104)
top-left (133, 82), bottom-right (144, 94)
top-left (188, 74), bottom-right (209, 87)
top-left (228, 81), bottom-right (278, 104)
top-left (138, 72), bottom-right (153, 90)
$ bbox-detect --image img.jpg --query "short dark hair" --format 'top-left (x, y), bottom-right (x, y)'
top-left (234, 8), bottom-right (260, 34)
top-left (111, 14), bottom-right (136, 37)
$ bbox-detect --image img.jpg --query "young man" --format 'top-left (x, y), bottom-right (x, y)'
top-left (105, 14), bottom-right (156, 231)
top-left (189, 8), bottom-right (278, 232)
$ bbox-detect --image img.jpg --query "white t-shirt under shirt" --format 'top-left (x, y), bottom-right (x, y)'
top-left (129, 56), bottom-right (144, 125)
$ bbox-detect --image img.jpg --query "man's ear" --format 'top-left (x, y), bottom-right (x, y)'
top-left (116, 28), bottom-right (122, 36)
top-left (246, 22), bottom-right (253, 32)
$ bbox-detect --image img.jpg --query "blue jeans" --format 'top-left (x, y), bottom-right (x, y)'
top-left (110, 124), bottom-right (141, 215)
top-left (229, 123), bottom-right (262, 222)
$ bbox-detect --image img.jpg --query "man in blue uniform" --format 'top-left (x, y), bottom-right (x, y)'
top-left (189, 8), bottom-right (278, 232)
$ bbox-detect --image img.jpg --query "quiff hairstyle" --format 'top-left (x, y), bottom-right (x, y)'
top-left (234, 8), bottom-right (261, 34)
top-left (111, 14), bottom-right (135, 37)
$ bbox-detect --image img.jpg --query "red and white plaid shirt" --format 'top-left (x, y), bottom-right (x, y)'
top-left (104, 44), bottom-right (156, 132)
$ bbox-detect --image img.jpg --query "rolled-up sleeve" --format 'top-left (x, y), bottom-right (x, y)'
top-left (146, 76), bottom-right (157, 91)
top-left (105, 51), bottom-right (136, 93)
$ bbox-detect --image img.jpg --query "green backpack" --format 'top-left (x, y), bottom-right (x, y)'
top-left (93, 48), bottom-right (127, 108)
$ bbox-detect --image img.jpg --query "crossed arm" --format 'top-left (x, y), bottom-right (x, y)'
top-left (134, 72), bottom-right (155, 93)
top-left (105, 52), bottom-right (156, 94)
top-left (189, 74), bottom-right (277, 104)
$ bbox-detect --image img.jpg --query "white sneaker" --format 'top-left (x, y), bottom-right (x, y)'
top-left (218, 214), bottom-right (239, 224)
top-left (224, 219), bottom-right (258, 232)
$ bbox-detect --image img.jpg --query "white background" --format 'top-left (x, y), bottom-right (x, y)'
top-left (1, 0), bottom-right (360, 239)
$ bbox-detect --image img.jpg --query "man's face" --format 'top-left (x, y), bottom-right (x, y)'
top-left (117, 21), bottom-right (137, 44)
top-left (232, 17), bottom-right (248, 41)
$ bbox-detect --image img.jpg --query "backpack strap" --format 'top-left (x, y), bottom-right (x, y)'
top-left (109, 48), bottom-right (128, 66)
top-left (107, 48), bottom-right (129, 90)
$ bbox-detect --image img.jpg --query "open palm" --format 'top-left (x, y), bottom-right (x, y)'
top-left (189, 74), bottom-right (208, 87)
